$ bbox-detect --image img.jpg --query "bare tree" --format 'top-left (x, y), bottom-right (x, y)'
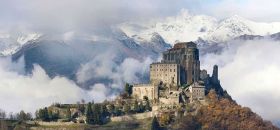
top-left (81, 99), bottom-right (85, 104)
top-left (0, 109), bottom-right (6, 119)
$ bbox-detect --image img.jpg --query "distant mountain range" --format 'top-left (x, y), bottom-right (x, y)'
top-left (119, 9), bottom-right (280, 44)
top-left (0, 10), bottom-right (280, 89)
top-left (4, 29), bottom-right (170, 89)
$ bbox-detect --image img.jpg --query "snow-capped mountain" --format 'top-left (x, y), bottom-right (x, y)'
top-left (0, 33), bottom-right (42, 56)
top-left (9, 29), bottom-right (170, 88)
top-left (118, 9), bottom-right (280, 45)
top-left (2, 9), bottom-right (280, 57)
top-left (17, 33), bottom-right (41, 45)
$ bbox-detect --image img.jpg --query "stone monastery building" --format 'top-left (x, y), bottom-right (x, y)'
top-left (132, 42), bottom-right (205, 104)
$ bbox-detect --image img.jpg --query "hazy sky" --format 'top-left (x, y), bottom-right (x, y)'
top-left (0, 0), bottom-right (280, 33)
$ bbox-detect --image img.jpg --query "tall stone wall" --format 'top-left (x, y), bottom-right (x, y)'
top-left (110, 112), bottom-right (154, 122)
top-left (189, 83), bottom-right (205, 102)
top-left (150, 63), bottom-right (180, 85)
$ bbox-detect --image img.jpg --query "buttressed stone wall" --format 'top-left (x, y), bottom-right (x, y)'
top-left (132, 84), bottom-right (158, 100)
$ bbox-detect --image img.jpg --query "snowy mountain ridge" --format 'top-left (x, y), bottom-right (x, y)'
top-left (0, 33), bottom-right (42, 56)
top-left (118, 9), bottom-right (280, 45)
top-left (1, 9), bottom-right (280, 56)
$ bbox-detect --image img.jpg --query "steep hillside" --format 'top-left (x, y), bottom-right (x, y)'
top-left (172, 90), bottom-right (279, 130)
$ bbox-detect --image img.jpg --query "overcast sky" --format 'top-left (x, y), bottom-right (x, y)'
top-left (0, 0), bottom-right (280, 33)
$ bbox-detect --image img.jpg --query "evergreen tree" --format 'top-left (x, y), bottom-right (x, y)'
top-left (125, 83), bottom-right (132, 96)
top-left (48, 110), bottom-right (53, 121)
top-left (44, 107), bottom-right (49, 121)
top-left (139, 102), bottom-right (145, 113)
top-left (37, 107), bottom-right (49, 121)
top-left (101, 104), bottom-right (109, 118)
top-left (114, 106), bottom-right (122, 116)
top-left (151, 116), bottom-right (160, 130)
top-left (38, 109), bottom-right (43, 120)
top-left (145, 100), bottom-right (152, 111)
top-left (92, 104), bottom-right (102, 125)
top-left (80, 104), bottom-right (85, 114)
top-left (86, 102), bottom-right (94, 124)
top-left (17, 112), bottom-right (31, 121)
top-left (66, 107), bottom-right (71, 119)
top-left (52, 112), bottom-right (59, 121)
top-left (77, 101), bottom-right (86, 114)
top-left (143, 96), bottom-right (149, 101)
top-left (38, 107), bottom-right (49, 121)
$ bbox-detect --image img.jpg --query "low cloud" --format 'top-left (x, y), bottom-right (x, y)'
top-left (0, 53), bottom-right (153, 114)
top-left (76, 50), bottom-right (153, 89)
top-left (0, 62), bottom-right (78, 113)
top-left (201, 39), bottom-right (280, 122)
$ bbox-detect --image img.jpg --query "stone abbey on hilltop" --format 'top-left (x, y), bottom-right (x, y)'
top-left (35, 41), bottom-right (223, 125)
top-left (132, 42), bottom-right (215, 105)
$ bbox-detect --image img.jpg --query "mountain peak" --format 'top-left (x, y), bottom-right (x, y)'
top-left (17, 33), bottom-right (42, 45)
top-left (178, 9), bottom-right (192, 19)
top-left (119, 11), bottom-right (280, 44)
top-left (222, 15), bottom-right (249, 24)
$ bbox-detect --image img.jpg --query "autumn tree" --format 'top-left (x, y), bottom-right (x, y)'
top-left (179, 114), bottom-right (201, 130)
top-left (132, 100), bottom-right (140, 113)
top-left (159, 113), bottom-right (171, 126)
top-left (123, 104), bottom-right (131, 114)
top-left (176, 90), bottom-right (279, 130)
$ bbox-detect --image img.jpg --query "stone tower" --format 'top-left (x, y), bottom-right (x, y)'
top-left (211, 65), bottom-right (219, 84)
top-left (212, 65), bottom-right (218, 79)
top-left (162, 42), bottom-right (200, 85)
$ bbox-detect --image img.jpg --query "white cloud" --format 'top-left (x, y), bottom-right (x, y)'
top-left (76, 50), bottom-right (153, 89)
top-left (201, 0), bottom-right (280, 22)
top-left (0, 57), bottom-right (113, 114)
top-left (0, 50), bottom-right (153, 114)
top-left (201, 39), bottom-right (280, 122)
